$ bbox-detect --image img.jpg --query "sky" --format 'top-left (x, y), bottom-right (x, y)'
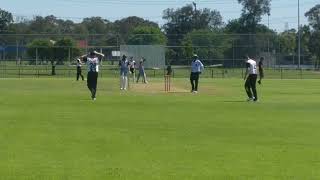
top-left (0, 0), bottom-right (319, 32)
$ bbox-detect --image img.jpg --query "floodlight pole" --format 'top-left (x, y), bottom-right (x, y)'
top-left (298, 0), bottom-right (301, 69)
top-left (267, 13), bottom-right (270, 67)
top-left (267, 13), bottom-right (270, 53)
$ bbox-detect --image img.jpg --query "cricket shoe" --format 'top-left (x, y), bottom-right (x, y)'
top-left (247, 98), bottom-right (254, 102)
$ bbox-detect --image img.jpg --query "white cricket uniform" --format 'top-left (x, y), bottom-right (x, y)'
top-left (77, 60), bottom-right (82, 68)
top-left (120, 59), bottom-right (129, 76)
top-left (130, 60), bottom-right (135, 69)
top-left (246, 59), bottom-right (257, 75)
top-left (86, 57), bottom-right (100, 72)
top-left (191, 59), bottom-right (204, 73)
top-left (245, 59), bottom-right (258, 101)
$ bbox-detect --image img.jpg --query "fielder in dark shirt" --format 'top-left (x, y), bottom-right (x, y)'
top-left (258, 57), bottom-right (264, 85)
top-left (76, 58), bottom-right (84, 81)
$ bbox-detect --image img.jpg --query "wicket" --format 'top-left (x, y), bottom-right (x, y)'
top-left (164, 75), bottom-right (171, 92)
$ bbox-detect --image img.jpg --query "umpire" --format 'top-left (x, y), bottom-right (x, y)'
top-left (81, 51), bottom-right (105, 100)
top-left (190, 54), bottom-right (204, 93)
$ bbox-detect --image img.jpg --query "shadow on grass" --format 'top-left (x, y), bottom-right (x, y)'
top-left (221, 100), bottom-right (247, 103)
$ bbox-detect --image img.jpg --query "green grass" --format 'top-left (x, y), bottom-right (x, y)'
top-left (1, 78), bottom-right (320, 179)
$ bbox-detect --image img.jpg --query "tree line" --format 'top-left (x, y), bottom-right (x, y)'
top-left (0, 0), bottom-right (320, 68)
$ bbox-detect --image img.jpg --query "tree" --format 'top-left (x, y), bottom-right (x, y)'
top-left (300, 25), bottom-right (311, 57)
top-left (305, 4), bottom-right (320, 30)
top-left (163, 4), bottom-right (223, 45)
top-left (128, 26), bottom-right (166, 45)
top-left (114, 16), bottom-right (159, 44)
top-left (27, 39), bottom-right (55, 75)
top-left (162, 4), bottom-right (223, 63)
top-left (237, 0), bottom-right (272, 33)
top-left (0, 8), bottom-right (13, 31)
top-left (81, 17), bottom-right (110, 34)
top-left (305, 4), bottom-right (320, 69)
top-left (29, 15), bottom-right (60, 33)
top-left (27, 39), bottom-right (54, 64)
top-left (225, 19), bottom-right (276, 62)
top-left (278, 29), bottom-right (296, 54)
top-left (54, 38), bottom-right (81, 64)
top-left (308, 31), bottom-right (320, 69)
top-left (56, 20), bottom-right (76, 34)
top-left (81, 17), bottom-right (114, 46)
top-left (181, 29), bottom-right (232, 65)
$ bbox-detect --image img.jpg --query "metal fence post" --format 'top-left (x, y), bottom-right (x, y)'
top-left (241, 68), bottom-right (244, 79)
top-left (211, 69), bottom-right (214, 78)
top-left (36, 47), bottom-right (38, 66)
top-left (18, 64), bottom-right (21, 78)
top-left (68, 48), bottom-right (71, 65)
top-left (4, 59), bottom-right (6, 78)
top-left (232, 39), bottom-right (235, 68)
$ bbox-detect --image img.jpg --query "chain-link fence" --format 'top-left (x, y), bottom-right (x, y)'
top-left (0, 33), bottom-right (318, 79)
top-left (1, 64), bottom-right (320, 79)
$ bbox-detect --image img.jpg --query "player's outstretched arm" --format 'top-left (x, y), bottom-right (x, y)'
top-left (80, 53), bottom-right (88, 57)
top-left (94, 51), bottom-right (105, 57)
top-left (76, 58), bottom-right (80, 65)
top-left (200, 61), bottom-right (204, 71)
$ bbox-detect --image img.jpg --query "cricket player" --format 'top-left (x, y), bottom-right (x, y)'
top-left (244, 55), bottom-right (258, 102)
top-left (76, 58), bottom-right (84, 81)
top-left (258, 57), bottom-right (264, 85)
top-left (129, 57), bottom-right (136, 82)
top-left (190, 54), bottom-right (204, 93)
top-left (119, 55), bottom-right (130, 90)
top-left (81, 51), bottom-right (105, 100)
top-left (166, 65), bottom-right (172, 76)
top-left (136, 58), bottom-right (148, 84)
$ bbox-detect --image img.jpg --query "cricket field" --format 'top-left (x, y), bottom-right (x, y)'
top-left (0, 78), bottom-right (320, 179)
